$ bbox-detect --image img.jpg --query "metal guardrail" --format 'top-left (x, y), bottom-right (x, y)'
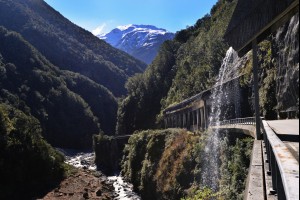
top-left (211, 117), bottom-right (299, 199)
top-left (262, 120), bottom-right (299, 200)
top-left (210, 117), bottom-right (256, 126)
top-left (113, 135), bottom-right (131, 140)
top-left (210, 117), bottom-right (260, 139)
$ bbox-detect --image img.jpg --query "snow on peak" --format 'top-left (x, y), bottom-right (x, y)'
top-left (115, 24), bottom-right (168, 32)
top-left (116, 24), bottom-right (134, 31)
top-left (97, 24), bottom-right (175, 64)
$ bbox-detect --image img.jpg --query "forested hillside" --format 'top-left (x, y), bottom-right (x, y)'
top-left (0, 0), bottom-right (147, 97)
top-left (0, 26), bottom-right (117, 149)
top-left (0, 0), bottom-right (140, 197)
top-left (117, 0), bottom-right (299, 135)
top-left (0, 103), bottom-right (67, 199)
top-left (117, 0), bottom-right (238, 135)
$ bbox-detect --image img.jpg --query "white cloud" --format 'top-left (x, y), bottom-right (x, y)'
top-left (92, 23), bottom-right (107, 36)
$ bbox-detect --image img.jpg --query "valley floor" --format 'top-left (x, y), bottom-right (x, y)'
top-left (40, 169), bottom-right (115, 200)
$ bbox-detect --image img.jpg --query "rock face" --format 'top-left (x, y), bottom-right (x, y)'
top-left (275, 13), bottom-right (299, 115)
top-left (98, 25), bottom-right (175, 64)
top-left (93, 135), bottom-right (129, 175)
top-left (121, 129), bottom-right (253, 200)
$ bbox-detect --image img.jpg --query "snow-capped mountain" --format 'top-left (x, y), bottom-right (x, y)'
top-left (98, 24), bottom-right (175, 64)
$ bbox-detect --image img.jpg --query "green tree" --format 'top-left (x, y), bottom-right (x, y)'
top-left (0, 104), bottom-right (66, 199)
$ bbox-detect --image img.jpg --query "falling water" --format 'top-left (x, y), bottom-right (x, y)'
top-left (208, 47), bottom-right (242, 125)
top-left (276, 13), bottom-right (299, 112)
top-left (201, 47), bottom-right (243, 191)
top-left (200, 13), bottom-right (299, 191)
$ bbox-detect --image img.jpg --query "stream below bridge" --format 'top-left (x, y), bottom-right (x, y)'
top-left (57, 149), bottom-right (141, 200)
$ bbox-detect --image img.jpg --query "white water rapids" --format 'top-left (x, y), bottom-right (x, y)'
top-left (57, 149), bottom-right (141, 200)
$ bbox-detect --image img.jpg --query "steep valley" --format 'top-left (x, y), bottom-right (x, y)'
top-left (0, 0), bottom-right (147, 97)
top-left (0, 0), bottom-right (298, 199)
top-left (0, 26), bottom-right (116, 149)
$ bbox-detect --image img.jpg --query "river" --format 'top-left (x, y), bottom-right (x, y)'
top-left (57, 149), bottom-right (141, 200)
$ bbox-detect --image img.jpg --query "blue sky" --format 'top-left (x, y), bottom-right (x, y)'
top-left (44, 0), bottom-right (218, 35)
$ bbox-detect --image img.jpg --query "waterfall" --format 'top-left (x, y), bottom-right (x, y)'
top-left (201, 47), bottom-right (243, 191)
top-left (276, 13), bottom-right (299, 112)
top-left (208, 47), bottom-right (241, 125)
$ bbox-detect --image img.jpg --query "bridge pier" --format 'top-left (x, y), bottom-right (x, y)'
top-left (192, 111), bottom-right (194, 130)
top-left (163, 99), bottom-right (209, 132)
top-left (188, 112), bottom-right (191, 130)
top-left (200, 109), bottom-right (203, 131)
top-left (252, 39), bottom-right (262, 140)
top-left (183, 113), bottom-right (186, 128)
top-left (197, 111), bottom-right (199, 130)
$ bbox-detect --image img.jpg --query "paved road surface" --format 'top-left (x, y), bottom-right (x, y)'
top-left (267, 120), bottom-right (299, 135)
top-left (267, 119), bottom-right (299, 162)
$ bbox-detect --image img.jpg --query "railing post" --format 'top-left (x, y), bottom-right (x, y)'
top-left (270, 150), bottom-right (278, 193)
top-left (200, 108), bottom-right (204, 131)
top-left (276, 163), bottom-right (286, 200)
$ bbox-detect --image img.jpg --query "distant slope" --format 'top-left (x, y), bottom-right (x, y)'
top-left (0, 0), bottom-right (147, 96)
top-left (99, 25), bottom-right (175, 64)
top-left (116, 0), bottom-right (238, 135)
top-left (0, 26), bottom-right (118, 149)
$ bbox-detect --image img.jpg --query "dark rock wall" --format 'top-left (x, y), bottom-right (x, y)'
top-left (275, 13), bottom-right (299, 114)
top-left (93, 135), bottom-right (129, 175)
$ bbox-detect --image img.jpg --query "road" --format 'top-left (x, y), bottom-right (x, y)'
top-left (267, 119), bottom-right (299, 162)
top-left (267, 119), bottom-right (299, 136)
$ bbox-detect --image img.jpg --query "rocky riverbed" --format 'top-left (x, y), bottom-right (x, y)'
top-left (41, 149), bottom-right (141, 200)
top-left (42, 169), bottom-right (115, 200)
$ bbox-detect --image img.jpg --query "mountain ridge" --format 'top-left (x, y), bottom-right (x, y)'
top-left (0, 0), bottom-right (147, 96)
top-left (0, 25), bottom-right (118, 148)
top-left (98, 24), bottom-right (175, 64)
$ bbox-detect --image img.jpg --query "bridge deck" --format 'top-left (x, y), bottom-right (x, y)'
top-left (267, 120), bottom-right (299, 162)
top-left (284, 142), bottom-right (299, 162)
top-left (267, 120), bottom-right (299, 136)
top-left (209, 118), bottom-right (299, 199)
top-left (262, 120), bottom-right (299, 200)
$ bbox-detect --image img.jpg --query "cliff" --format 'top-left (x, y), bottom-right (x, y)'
top-left (120, 129), bottom-right (253, 200)
top-left (93, 135), bottom-right (129, 175)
